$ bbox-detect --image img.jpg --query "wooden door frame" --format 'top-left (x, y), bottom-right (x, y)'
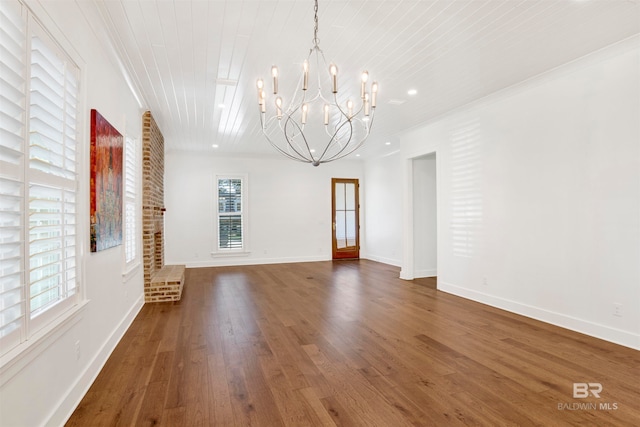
top-left (331, 178), bottom-right (360, 259)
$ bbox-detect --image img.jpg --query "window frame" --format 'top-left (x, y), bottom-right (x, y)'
top-left (0, 2), bottom-right (84, 362)
top-left (213, 174), bottom-right (249, 255)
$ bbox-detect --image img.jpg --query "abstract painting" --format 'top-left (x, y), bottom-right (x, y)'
top-left (90, 109), bottom-right (123, 252)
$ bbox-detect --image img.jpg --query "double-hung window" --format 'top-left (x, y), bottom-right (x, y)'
top-left (0, 1), bottom-right (81, 357)
top-left (216, 176), bottom-right (246, 251)
top-left (123, 135), bottom-right (138, 270)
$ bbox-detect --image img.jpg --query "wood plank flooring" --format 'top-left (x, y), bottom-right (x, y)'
top-left (67, 260), bottom-right (640, 426)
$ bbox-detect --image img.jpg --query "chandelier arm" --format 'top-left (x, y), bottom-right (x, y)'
top-left (283, 113), bottom-right (316, 163)
top-left (331, 92), bottom-right (352, 122)
top-left (278, 105), bottom-right (302, 138)
top-left (367, 111), bottom-right (376, 129)
top-left (322, 133), bottom-right (367, 163)
top-left (323, 116), bottom-right (373, 163)
top-left (262, 110), bottom-right (311, 163)
top-left (322, 140), bottom-right (365, 163)
top-left (325, 115), bottom-right (374, 162)
top-left (261, 126), bottom-right (311, 163)
top-left (317, 120), bottom-right (348, 161)
top-left (318, 118), bottom-right (354, 162)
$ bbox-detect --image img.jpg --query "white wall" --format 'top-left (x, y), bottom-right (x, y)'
top-left (367, 37), bottom-right (639, 349)
top-left (362, 152), bottom-right (403, 266)
top-left (0, 1), bottom-right (145, 426)
top-left (412, 154), bottom-right (437, 277)
top-left (164, 153), bottom-right (364, 267)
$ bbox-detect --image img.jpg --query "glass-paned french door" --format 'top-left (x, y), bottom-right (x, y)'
top-left (332, 178), bottom-right (359, 259)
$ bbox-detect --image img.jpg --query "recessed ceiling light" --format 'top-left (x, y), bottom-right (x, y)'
top-left (407, 89), bottom-right (417, 96)
top-left (212, 144), bottom-right (219, 148)
top-left (385, 141), bottom-right (391, 145)
top-left (310, 149), bottom-right (316, 153)
top-left (355, 154), bottom-right (361, 157)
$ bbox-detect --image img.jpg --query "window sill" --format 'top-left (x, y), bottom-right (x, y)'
top-left (122, 261), bottom-right (141, 282)
top-left (0, 299), bottom-right (90, 386)
top-left (210, 250), bottom-right (251, 258)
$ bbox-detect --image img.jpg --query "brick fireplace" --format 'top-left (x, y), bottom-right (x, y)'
top-left (142, 111), bottom-right (184, 302)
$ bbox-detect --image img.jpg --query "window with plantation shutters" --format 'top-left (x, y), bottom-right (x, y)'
top-left (0, 1), bottom-right (80, 357)
top-left (216, 176), bottom-right (245, 250)
top-left (124, 136), bottom-right (137, 266)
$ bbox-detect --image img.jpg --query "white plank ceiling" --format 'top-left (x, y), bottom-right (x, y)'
top-left (85, 0), bottom-right (639, 158)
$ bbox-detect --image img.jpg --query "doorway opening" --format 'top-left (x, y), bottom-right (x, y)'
top-left (412, 153), bottom-right (437, 279)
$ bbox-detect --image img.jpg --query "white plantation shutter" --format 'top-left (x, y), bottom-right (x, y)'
top-left (28, 185), bottom-right (77, 317)
top-left (29, 33), bottom-right (78, 179)
top-left (28, 24), bottom-right (79, 331)
top-left (0, 1), bottom-right (80, 356)
top-left (0, 177), bottom-right (24, 347)
top-left (0, 0), bottom-right (27, 349)
top-left (124, 136), bottom-right (137, 264)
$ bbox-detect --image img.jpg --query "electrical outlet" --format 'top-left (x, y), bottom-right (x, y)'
top-left (613, 303), bottom-right (623, 317)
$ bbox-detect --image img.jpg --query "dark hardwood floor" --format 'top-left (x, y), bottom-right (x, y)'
top-left (67, 260), bottom-right (640, 426)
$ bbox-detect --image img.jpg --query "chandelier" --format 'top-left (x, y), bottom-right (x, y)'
top-left (256, 0), bottom-right (378, 166)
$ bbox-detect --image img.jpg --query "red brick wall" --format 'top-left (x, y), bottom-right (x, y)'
top-left (142, 111), bottom-right (164, 294)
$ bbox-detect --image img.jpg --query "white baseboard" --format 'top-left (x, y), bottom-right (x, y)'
top-left (399, 268), bottom-right (413, 280)
top-left (183, 254), bottom-right (331, 268)
top-left (49, 295), bottom-right (145, 426)
top-left (182, 254), bottom-right (403, 269)
top-left (362, 253), bottom-right (401, 267)
top-left (438, 281), bottom-right (640, 351)
top-left (414, 268), bottom-right (437, 278)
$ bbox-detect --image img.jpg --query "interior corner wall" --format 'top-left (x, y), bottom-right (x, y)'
top-left (386, 37), bottom-right (640, 349)
top-left (0, 2), bottom-right (145, 426)
top-left (164, 153), bottom-right (364, 267)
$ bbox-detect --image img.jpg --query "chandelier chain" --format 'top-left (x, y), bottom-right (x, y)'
top-left (313, 0), bottom-right (319, 48)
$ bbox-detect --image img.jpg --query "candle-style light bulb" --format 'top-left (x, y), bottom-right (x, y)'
top-left (371, 81), bottom-right (378, 108)
top-left (303, 60), bottom-right (309, 91)
top-left (257, 79), bottom-right (264, 104)
top-left (275, 96), bottom-right (283, 119)
top-left (364, 93), bottom-right (370, 116)
top-left (301, 103), bottom-right (308, 124)
top-left (329, 64), bottom-right (338, 93)
top-left (323, 104), bottom-right (330, 125)
top-left (361, 71), bottom-right (369, 99)
top-left (271, 66), bottom-right (278, 94)
top-left (346, 99), bottom-right (353, 119)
